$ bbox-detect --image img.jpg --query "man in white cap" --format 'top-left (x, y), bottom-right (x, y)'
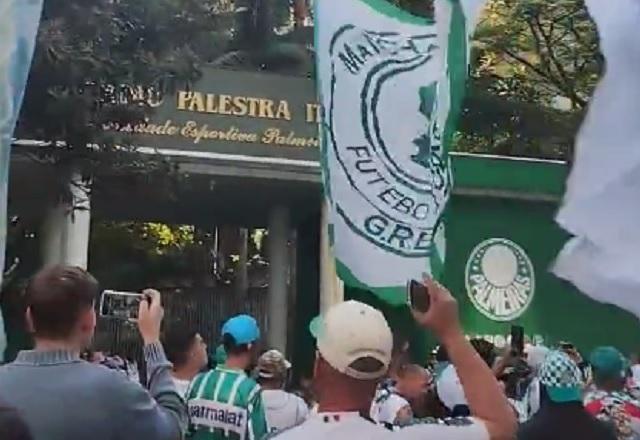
top-left (522, 345), bottom-right (550, 420)
top-left (274, 299), bottom-right (393, 439)
top-left (275, 278), bottom-right (517, 439)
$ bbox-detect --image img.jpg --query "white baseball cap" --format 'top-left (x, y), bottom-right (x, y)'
top-left (525, 344), bottom-right (550, 372)
top-left (309, 300), bottom-right (393, 380)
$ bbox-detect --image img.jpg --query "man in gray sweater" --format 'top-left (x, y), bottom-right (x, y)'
top-left (0, 266), bottom-right (187, 440)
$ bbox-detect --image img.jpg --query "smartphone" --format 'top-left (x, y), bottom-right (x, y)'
top-left (407, 279), bottom-right (430, 313)
top-left (99, 290), bottom-right (143, 322)
top-left (510, 325), bottom-right (525, 356)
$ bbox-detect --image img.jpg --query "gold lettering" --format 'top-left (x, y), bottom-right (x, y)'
top-left (158, 120), bottom-right (176, 135)
top-left (275, 101), bottom-right (291, 120)
top-left (259, 99), bottom-right (275, 119)
top-left (237, 132), bottom-right (258, 142)
top-left (182, 120), bottom-right (197, 137)
top-left (306, 103), bottom-right (322, 123)
top-left (218, 95), bottom-right (232, 115)
top-left (206, 94), bottom-right (218, 113)
top-left (129, 86), bottom-right (145, 103)
top-left (147, 87), bottom-right (164, 108)
top-left (228, 127), bottom-right (239, 141)
top-left (247, 98), bottom-right (260, 117)
top-left (188, 92), bottom-right (205, 112)
top-left (232, 96), bottom-right (248, 116)
top-left (262, 128), bottom-right (279, 144)
top-left (124, 86), bottom-right (163, 107)
top-left (260, 128), bottom-right (318, 147)
top-left (177, 91), bottom-right (190, 110)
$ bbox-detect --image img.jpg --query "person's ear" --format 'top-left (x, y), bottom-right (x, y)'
top-left (78, 308), bottom-right (96, 335)
top-left (25, 307), bottom-right (35, 333)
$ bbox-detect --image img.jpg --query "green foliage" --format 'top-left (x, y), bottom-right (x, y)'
top-left (211, 0), bottom-right (311, 74)
top-left (16, 0), bottom-right (233, 198)
top-left (138, 223), bottom-right (195, 254)
top-left (390, 0), bottom-right (599, 159)
top-left (89, 221), bottom-right (197, 288)
top-left (454, 0), bottom-right (600, 159)
top-left (474, 0), bottom-right (600, 109)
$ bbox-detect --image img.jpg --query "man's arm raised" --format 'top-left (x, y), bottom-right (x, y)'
top-left (412, 278), bottom-right (517, 440)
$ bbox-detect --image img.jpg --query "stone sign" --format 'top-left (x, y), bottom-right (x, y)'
top-left (103, 68), bottom-right (320, 161)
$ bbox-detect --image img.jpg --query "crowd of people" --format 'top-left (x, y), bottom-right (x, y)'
top-left (0, 265), bottom-right (639, 439)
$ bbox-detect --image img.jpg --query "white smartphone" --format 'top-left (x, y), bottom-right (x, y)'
top-left (99, 290), bottom-right (143, 322)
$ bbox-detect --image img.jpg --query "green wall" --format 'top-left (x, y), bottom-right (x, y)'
top-left (444, 195), bottom-right (640, 354)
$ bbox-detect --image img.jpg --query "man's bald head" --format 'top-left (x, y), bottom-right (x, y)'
top-left (396, 364), bottom-right (432, 400)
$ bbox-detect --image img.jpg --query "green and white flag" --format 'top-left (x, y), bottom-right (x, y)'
top-left (315, 0), bottom-right (482, 304)
top-left (0, 0), bottom-right (44, 361)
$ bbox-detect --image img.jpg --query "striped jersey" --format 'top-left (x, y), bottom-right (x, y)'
top-left (186, 366), bottom-right (269, 440)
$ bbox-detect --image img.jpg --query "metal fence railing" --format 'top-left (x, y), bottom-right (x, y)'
top-left (94, 286), bottom-right (269, 374)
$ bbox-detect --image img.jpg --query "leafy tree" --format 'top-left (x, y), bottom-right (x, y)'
top-left (89, 221), bottom-right (198, 288)
top-left (475, 0), bottom-right (600, 109)
top-left (391, 0), bottom-right (599, 159)
top-left (15, 0), bottom-right (232, 202)
top-left (455, 0), bottom-right (600, 159)
top-left (210, 0), bottom-right (312, 74)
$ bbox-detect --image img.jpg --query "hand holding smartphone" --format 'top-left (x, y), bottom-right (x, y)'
top-left (409, 276), bottom-right (463, 343)
top-left (407, 279), bottom-right (431, 313)
top-left (99, 290), bottom-right (147, 322)
top-left (510, 325), bottom-right (525, 357)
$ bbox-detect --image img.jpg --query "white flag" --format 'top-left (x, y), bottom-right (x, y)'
top-left (316, 0), bottom-right (482, 304)
top-left (0, 0), bottom-right (44, 361)
top-left (553, 0), bottom-right (640, 316)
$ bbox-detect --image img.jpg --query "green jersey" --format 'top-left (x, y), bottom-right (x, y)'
top-left (186, 366), bottom-right (269, 440)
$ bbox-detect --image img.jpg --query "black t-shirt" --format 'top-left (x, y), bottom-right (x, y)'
top-left (518, 403), bottom-right (617, 440)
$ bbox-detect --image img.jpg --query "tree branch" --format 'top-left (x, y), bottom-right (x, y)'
top-left (533, 14), bottom-right (587, 108)
top-left (526, 18), bottom-right (544, 62)
top-left (502, 49), bottom-right (561, 87)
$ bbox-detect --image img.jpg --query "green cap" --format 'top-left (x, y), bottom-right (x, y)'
top-left (590, 346), bottom-right (627, 380)
top-left (539, 351), bottom-right (583, 403)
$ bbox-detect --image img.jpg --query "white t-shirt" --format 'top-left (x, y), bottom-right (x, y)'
top-left (274, 412), bottom-right (490, 440)
top-left (370, 391), bottom-right (411, 425)
top-left (262, 389), bottom-right (309, 434)
top-left (171, 377), bottom-right (191, 397)
top-left (437, 365), bottom-right (468, 411)
top-left (274, 412), bottom-right (389, 440)
top-left (632, 365), bottom-right (640, 383)
top-left (392, 418), bottom-right (490, 440)
top-left (524, 377), bottom-right (541, 420)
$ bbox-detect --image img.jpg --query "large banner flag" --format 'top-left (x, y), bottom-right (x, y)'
top-left (553, 0), bottom-right (640, 317)
top-left (316, 0), bottom-right (482, 304)
top-left (0, 0), bottom-right (44, 361)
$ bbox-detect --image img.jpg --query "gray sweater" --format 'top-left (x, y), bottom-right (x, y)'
top-left (0, 342), bottom-right (187, 440)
